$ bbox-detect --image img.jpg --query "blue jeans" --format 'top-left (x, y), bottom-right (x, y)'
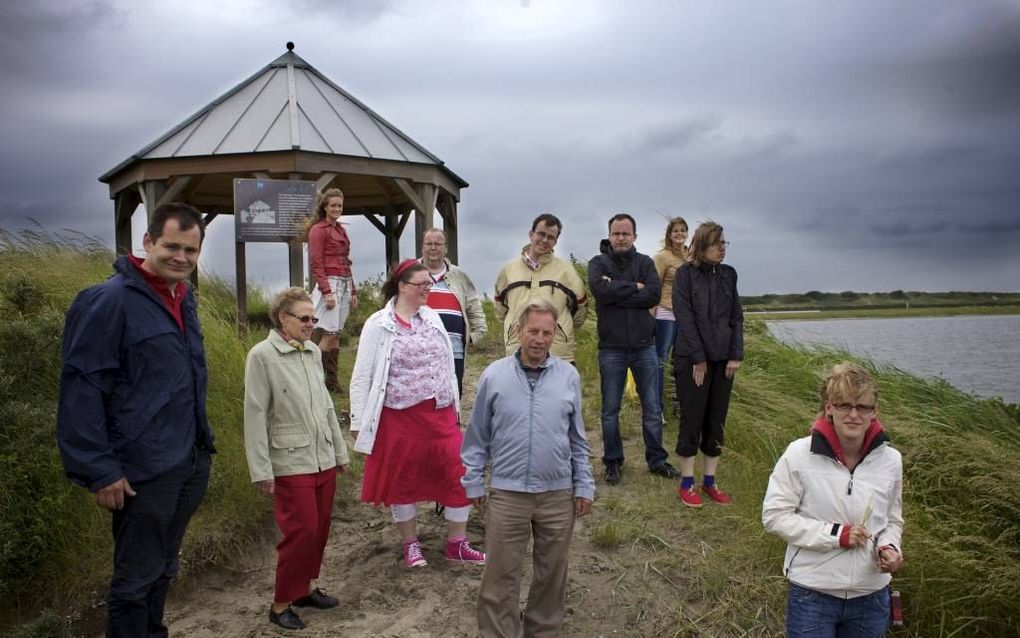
top-left (654, 319), bottom-right (676, 412)
top-left (598, 346), bottom-right (668, 469)
top-left (787, 583), bottom-right (890, 638)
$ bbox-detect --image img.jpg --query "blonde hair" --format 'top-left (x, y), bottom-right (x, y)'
top-left (662, 216), bottom-right (688, 256)
top-left (516, 297), bottom-right (559, 329)
top-left (301, 187), bottom-right (345, 239)
top-left (269, 287), bottom-right (313, 329)
top-left (819, 362), bottom-right (878, 413)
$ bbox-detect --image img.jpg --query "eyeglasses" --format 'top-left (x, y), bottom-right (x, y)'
top-left (531, 230), bottom-right (558, 243)
top-left (713, 240), bottom-right (731, 249)
top-left (285, 311), bottom-right (319, 324)
top-left (403, 280), bottom-right (433, 289)
top-left (831, 403), bottom-right (876, 416)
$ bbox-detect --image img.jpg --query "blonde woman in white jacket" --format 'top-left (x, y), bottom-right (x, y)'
top-left (763, 362), bottom-right (904, 637)
top-left (350, 259), bottom-right (485, 570)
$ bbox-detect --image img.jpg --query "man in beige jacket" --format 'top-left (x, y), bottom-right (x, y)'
top-left (493, 214), bottom-right (588, 363)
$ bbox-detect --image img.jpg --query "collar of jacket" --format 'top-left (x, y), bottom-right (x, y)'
top-left (605, 244), bottom-right (637, 261)
top-left (313, 217), bottom-right (348, 229)
top-left (379, 297), bottom-right (433, 333)
top-left (113, 255), bottom-right (195, 312)
top-left (696, 260), bottom-right (719, 274)
top-left (513, 348), bottom-right (553, 370)
top-left (520, 244), bottom-right (554, 268)
top-left (267, 329), bottom-right (309, 354)
top-left (809, 416), bottom-right (888, 466)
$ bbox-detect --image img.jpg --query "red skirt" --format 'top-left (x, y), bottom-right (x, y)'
top-left (361, 399), bottom-right (470, 508)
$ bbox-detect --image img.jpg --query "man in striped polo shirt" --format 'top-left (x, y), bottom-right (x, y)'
top-left (420, 228), bottom-right (487, 395)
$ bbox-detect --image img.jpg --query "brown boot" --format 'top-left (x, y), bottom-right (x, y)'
top-left (322, 347), bottom-right (342, 393)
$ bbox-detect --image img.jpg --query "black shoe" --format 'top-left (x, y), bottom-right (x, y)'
top-left (605, 462), bottom-right (622, 485)
top-left (292, 587), bottom-right (339, 609)
top-left (650, 462), bottom-right (681, 479)
top-left (269, 606), bottom-right (305, 630)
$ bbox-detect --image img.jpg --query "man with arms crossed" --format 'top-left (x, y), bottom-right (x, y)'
top-left (419, 227), bottom-right (487, 395)
top-left (493, 213), bottom-right (588, 363)
top-left (588, 213), bottom-right (679, 485)
top-left (462, 299), bottom-right (595, 638)
top-left (57, 203), bottom-right (215, 637)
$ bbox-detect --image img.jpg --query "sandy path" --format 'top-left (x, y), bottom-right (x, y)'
top-left (157, 362), bottom-right (688, 638)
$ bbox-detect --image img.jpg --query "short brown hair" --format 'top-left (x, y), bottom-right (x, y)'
top-left (147, 202), bottom-right (205, 243)
top-left (269, 287), bottom-right (313, 329)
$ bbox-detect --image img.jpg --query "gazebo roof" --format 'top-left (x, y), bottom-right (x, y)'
top-left (100, 46), bottom-right (465, 187)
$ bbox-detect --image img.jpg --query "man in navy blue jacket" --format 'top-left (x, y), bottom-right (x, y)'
top-left (588, 213), bottom-right (679, 486)
top-left (57, 203), bottom-right (215, 638)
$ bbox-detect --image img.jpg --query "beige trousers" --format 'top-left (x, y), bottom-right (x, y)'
top-left (477, 488), bottom-right (575, 638)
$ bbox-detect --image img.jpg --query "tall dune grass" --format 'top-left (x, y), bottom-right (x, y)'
top-left (0, 228), bottom-right (270, 625)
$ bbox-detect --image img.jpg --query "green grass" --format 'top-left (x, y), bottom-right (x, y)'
top-left (3, 232), bottom-right (1019, 636)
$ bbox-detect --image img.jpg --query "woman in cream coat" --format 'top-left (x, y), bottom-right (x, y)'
top-left (244, 287), bottom-right (349, 631)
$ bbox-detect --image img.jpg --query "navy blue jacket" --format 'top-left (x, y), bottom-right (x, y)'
top-left (587, 242), bottom-right (662, 349)
top-left (57, 256), bottom-right (215, 491)
top-left (672, 261), bottom-right (744, 363)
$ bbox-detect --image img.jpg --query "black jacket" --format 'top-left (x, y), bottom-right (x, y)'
top-left (672, 261), bottom-right (744, 363)
top-left (587, 243), bottom-right (661, 349)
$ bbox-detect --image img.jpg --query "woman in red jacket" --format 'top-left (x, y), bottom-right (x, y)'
top-left (305, 187), bottom-right (357, 392)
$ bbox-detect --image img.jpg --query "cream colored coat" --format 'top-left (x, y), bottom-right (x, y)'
top-left (243, 330), bottom-right (349, 482)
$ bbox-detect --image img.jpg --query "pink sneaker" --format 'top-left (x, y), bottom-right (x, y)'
top-left (678, 485), bottom-right (703, 508)
top-left (403, 539), bottom-right (428, 568)
top-left (444, 539), bottom-right (486, 565)
top-left (701, 484), bottom-right (733, 505)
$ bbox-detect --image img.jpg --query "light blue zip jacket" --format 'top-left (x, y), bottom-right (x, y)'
top-left (461, 353), bottom-right (596, 501)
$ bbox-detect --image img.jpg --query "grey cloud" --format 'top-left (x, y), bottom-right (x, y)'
top-left (637, 114), bottom-right (724, 154)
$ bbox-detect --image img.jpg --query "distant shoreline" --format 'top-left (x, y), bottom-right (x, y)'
top-left (749, 304), bottom-right (1020, 321)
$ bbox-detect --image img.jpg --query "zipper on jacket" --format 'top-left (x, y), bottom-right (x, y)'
top-left (847, 473), bottom-right (854, 495)
top-left (300, 351), bottom-right (322, 471)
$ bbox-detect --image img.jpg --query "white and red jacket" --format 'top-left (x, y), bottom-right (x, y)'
top-left (762, 418), bottom-right (904, 599)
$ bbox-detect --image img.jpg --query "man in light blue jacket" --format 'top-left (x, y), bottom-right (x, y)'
top-left (462, 298), bottom-right (595, 638)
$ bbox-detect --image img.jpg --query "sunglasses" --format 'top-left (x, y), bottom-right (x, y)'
top-left (285, 311), bottom-right (319, 324)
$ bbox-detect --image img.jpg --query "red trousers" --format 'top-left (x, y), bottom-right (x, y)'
top-left (273, 467), bottom-right (337, 603)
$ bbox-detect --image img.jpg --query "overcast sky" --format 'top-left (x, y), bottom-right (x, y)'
top-left (2, 0), bottom-right (1018, 295)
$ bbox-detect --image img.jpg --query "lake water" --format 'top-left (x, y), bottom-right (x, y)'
top-left (765, 314), bottom-right (1020, 404)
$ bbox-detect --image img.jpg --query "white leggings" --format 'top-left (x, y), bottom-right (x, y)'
top-left (390, 503), bottom-right (471, 523)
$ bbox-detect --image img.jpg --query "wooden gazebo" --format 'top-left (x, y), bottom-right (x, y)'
top-left (99, 42), bottom-right (468, 288)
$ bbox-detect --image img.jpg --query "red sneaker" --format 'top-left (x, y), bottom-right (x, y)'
top-left (701, 484), bottom-right (733, 505)
top-left (678, 486), bottom-right (703, 508)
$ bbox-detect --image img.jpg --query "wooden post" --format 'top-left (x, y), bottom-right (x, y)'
top-left (288, 173), bottom-right (304, 288)
top-left (114, 190), bottom-right (139, 255)
top-left (235, 241), bottom-right (248, 332)
top-left (384, 207), bottom-right (399, 269)
top-left (412, 183), bottom-right (437, 257)
top-left (438, 192), bottom-right (459, 264)
top-left (138, 180), bottom-right (167, 223)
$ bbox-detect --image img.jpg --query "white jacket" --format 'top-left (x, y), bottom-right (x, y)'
top-left (762, 422), bottom-right (904, 599)
top-left (348, 300), bottom-right (459, 454)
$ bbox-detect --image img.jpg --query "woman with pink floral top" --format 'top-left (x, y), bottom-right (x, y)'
top-left (349, 259), bottom-right (485, 569)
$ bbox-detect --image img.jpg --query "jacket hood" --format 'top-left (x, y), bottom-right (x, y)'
top-left (810, 416), bottom-right (888, 466)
